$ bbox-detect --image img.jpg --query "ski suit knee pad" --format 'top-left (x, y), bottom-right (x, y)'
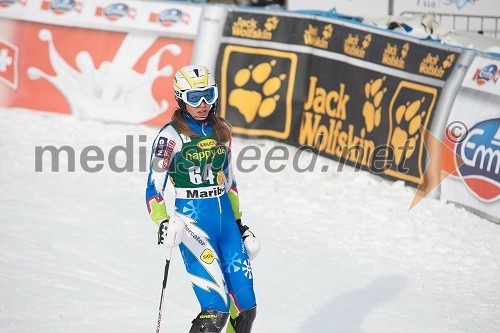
top-left (189, 309), bottom-right (229, 333)
top-left (233, 307), bottom-right (256, 333)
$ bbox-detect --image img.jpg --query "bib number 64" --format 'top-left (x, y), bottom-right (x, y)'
top-left (188, 163), bottom-right (214, 185)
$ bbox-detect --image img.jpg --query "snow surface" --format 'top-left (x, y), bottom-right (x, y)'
top-left (1, 108), bottom-right (499, 333)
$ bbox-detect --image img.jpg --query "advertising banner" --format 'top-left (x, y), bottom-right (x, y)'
top-left (0, 0), bottom-right (203, 38)
top-left (217, 10), bottom-right (460, 185)
top-left (0, 17), bottom-right (194, 125)
top-left (441, 55), bottom-right (500, 221)
top-left (225, 11), bottom-right (458, 80)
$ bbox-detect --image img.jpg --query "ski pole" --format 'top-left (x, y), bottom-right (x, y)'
top-left (155, 248), bottom-right (173, 333)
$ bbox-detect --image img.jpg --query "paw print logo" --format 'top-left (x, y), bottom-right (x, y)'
top-left (322, 24), bottom-right (334, 40)
top-left (228, 60), bottom-right (286, 123)
top-left (442, 54), bottom-right (455, 69)
top-left (221, 45), bottom-right (296, 140)
top-left (385, 82), bottom-right (437, 183)
top-left (264, 16), bottom-right (279, 31)
top-left (361, 76), bottom-right (386, 136)
top-left (401, 43), bottom-right (410, 59)
top-left (361, 34), bottom-right (372, 49)
top-left (391, 98), bottom-right (427, 165)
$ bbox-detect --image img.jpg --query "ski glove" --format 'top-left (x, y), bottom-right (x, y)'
top-left (236, 219), bottom-right (261, 260)
top-left (157, 216), bottom-right (184, 248)
top-left (157, 219), bottom-right (168, 245)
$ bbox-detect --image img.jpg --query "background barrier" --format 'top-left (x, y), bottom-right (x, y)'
top-left (215, 9), bottom-right (460, 186)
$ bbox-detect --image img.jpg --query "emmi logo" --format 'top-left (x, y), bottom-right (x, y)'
top-left (343, 33), bottom-right (372, 59)
top-left (232, 16), bottom-right (279, 40)
top-left (299, 76), bottom-right (376, 167)
top-left (200, 249), bottom-right (215, 264)
top-left (419, 53), bottom-right (455, 78)
top-left (303, 24), bottom-right (334, 49)
top-left (382, 42), bottom-right (409, 69)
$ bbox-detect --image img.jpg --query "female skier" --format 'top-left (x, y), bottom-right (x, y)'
top-left (146, 65), bottom-right (260, 333)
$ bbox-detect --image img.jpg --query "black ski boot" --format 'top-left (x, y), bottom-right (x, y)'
top-left (232, 307), bottom-right (256, 333)
top-left (189, 309), bottom-right (229, 333)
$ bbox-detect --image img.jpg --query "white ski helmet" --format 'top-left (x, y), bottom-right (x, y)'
top-left (173, 65), bottom-right (218, 110)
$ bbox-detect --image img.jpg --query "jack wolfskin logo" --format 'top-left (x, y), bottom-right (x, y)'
top-left (343, 33), bottom-right (372, 59)
top-left (231, 16), bottom-right (279, 40)
top-left (303, 23), bottom-right (334, 49)
top-left (382, 42), bottom-right (409, 69)
top-left (419, 53), bottom-right (455, 78)
top-left (220, 45), bottom-right (297, 140)
top-left (385, 81), bottom-right (437, 184)
top-left (229, 60), bottom-right (286, 123)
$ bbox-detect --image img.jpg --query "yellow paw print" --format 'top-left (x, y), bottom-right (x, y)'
top-left (391, 98), bottom-right (427, 165)
top-left (361, 34), bottom-right (372, 49)
top-left (322, 24), bottom-right (334, 39)
top-left (442, 54), bottom-right (455, 69)
top-left (401, 43), bottom-right (410, 58)
top-left (361, 76), bottom-right (386, 136)
top-left (229, 60), bottom-right (286, 123)
top-left (264, 16), bottom-right (279, 31)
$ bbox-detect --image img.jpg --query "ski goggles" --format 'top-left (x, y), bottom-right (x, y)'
top-left (180, 86), bottom-right (218, 107)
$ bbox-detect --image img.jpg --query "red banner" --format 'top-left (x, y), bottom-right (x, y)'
top-left (0, 19), bottom-right (194, 125)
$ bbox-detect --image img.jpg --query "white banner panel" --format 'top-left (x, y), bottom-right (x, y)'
top-left (0, 0), bottom-right (203, 38)
top-left (462, 55), bottom-right (500, 95)
top-left (441, 54), bottom-right (500, 221)
top-left (286, 0), bottom-right (389, 17)
top-left (394, 0), bottom-right (500, 16)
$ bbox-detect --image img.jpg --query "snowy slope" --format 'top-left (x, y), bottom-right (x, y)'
top-left (1, 108), bottom-right (499, 333)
